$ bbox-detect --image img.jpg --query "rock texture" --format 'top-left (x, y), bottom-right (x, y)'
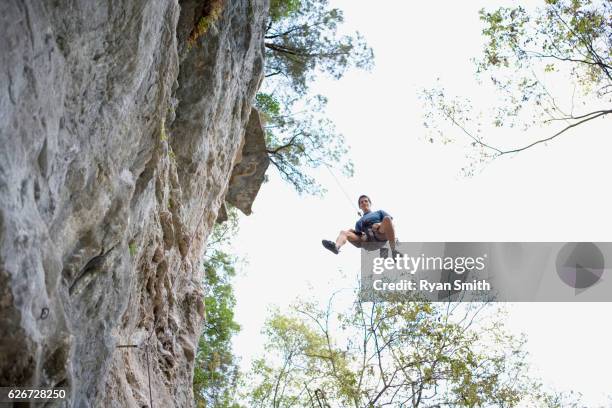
top-left (0, 0), bottom-right (267, 406)
top-left (225, 109), bottom-right (270, 216)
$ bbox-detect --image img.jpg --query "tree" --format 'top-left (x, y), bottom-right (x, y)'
top-left (259, 0), bottom-right (373, 194)
top-left (265, 0), bottom-right (373, 98)
top-left (423, 0), bottom-right (611, 168)
top-left (193, 208), bottom-right (243, 408)
top-left (245, 291), bottom-right (539, 408)
top-left (255, 92), bottom-right (353, 195)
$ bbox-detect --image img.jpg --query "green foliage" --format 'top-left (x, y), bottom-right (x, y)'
top-left (128, 241), bottom-right (137, 257)
top-left (256, 92), bottom-right (353, 195)
top-left (422, 0), bottom-right (611, 168)
top-left (160, 118), bottom-right (168, 142)
top-left (269, 0), bottom-right (300, 22)
top-left (261, 0), bottom-right (371, 195)
top-left (245, 294), bottom-right (538, 407)
top-left (194, 251), bottom-right (241, 408)
top-left (193, 207), bottom-right (244, 408)
top-left (188, 0), bottom-right (225, 48)
top-left (478, 0), bottom-right (611, 95)
top-left (255, 93), bottom-right (281, 118)
top-left (265, 0), bottom-right (373, 98)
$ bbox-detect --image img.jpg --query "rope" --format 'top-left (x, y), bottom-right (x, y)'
top-left (322, 162), bottom-right (361, 217)
top-left (145, 342), bottom-right (153, 408)
top-left (144, 321), bottom-right (156, 408)
top-left (116, 321), bottom-right (156, 408)
top-left (115, 341), bottom-right (154, 408)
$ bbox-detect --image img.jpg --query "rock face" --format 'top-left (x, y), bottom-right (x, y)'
top-left (225, 109), bottom-right (270, 216)
top-left (0, 0), bottom-right (267, 406)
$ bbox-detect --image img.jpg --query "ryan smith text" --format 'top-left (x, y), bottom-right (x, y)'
top-left (373, 279), bottom-right (491, 292)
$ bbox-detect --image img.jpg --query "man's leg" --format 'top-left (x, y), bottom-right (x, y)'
top-left (336, 229), bottom-right (362, 249)
top-left (323, 229), bottom-right (363, 254)
top-left (376, 216), bottom-right (397, 250)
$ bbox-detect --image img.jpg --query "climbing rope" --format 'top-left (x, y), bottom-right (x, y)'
top-left (145, 341), bottom-right (153, 408)
top-left (115, 342), bottom-right (154, 408)
top-left (115, 322), bottom-right (157, 408)
top-left (144, 320), bottom-right (156, 408)
top-left (322, 162), bottom-right (362, 217)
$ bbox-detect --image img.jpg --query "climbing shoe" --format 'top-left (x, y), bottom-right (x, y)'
top-left (322, 240), bottom-right (339, 254)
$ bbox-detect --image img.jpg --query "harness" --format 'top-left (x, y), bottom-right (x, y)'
top-left (362, 221), bottom-right (387, 243)
top-left (356, 212), bottom-right (394, 254)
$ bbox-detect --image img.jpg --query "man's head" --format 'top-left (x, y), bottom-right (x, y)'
top-left (358, 194), bottom-right (371, 213)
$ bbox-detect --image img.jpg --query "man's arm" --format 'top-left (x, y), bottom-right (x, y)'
top-left (354, 220), bottom-right (363, 234)
top-left (379, 210), bottom-right (392, 219)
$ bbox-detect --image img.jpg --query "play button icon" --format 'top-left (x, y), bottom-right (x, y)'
top-left (555, 242), bottom-right (604, 294)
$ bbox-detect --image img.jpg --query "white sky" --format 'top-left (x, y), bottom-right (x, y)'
top-left (230, 1), bottom-right (612, 405)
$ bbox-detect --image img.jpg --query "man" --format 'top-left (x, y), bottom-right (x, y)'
top-left (322, 195), bottom-right (399, 256)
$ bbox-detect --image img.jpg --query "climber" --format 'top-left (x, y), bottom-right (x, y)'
top-left (322, 194), bottom-right (400, 257)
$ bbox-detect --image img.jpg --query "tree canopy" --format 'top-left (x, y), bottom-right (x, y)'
top-left (245, 293), bottom-right (539, 407)
top-left (193, 208), bottom-right (242, 408)
top-left (423, 0), bottom-right (611, 168)
top-left (265, 0), bottom-right (373, 98)
top-left (259, 0), bottom-right (373, 194)
top-left (255, 92), bottom-right (353, 195)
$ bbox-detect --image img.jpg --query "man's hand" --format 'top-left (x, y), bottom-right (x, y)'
top-left (350, 229), bottom-right (367, 242)
top-left (372, 223), bottom-right (381, 231)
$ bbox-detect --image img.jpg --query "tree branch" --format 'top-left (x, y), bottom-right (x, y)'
top-left (266, 131), bottom-right (303, 154)
top-left (441, 100), bottom-right (612, 156)
top-left (498, 109), bottom-right (611, 154)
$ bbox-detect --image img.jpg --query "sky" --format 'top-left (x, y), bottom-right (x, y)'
top-left (229, 1), bottom-right (612, 405)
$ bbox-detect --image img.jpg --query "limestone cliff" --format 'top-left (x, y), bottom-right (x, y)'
top-left (0, 0), bottom-right (268, 406)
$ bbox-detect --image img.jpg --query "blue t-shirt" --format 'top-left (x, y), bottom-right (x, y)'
top-left (355, 210), bottom-right (391, 234)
